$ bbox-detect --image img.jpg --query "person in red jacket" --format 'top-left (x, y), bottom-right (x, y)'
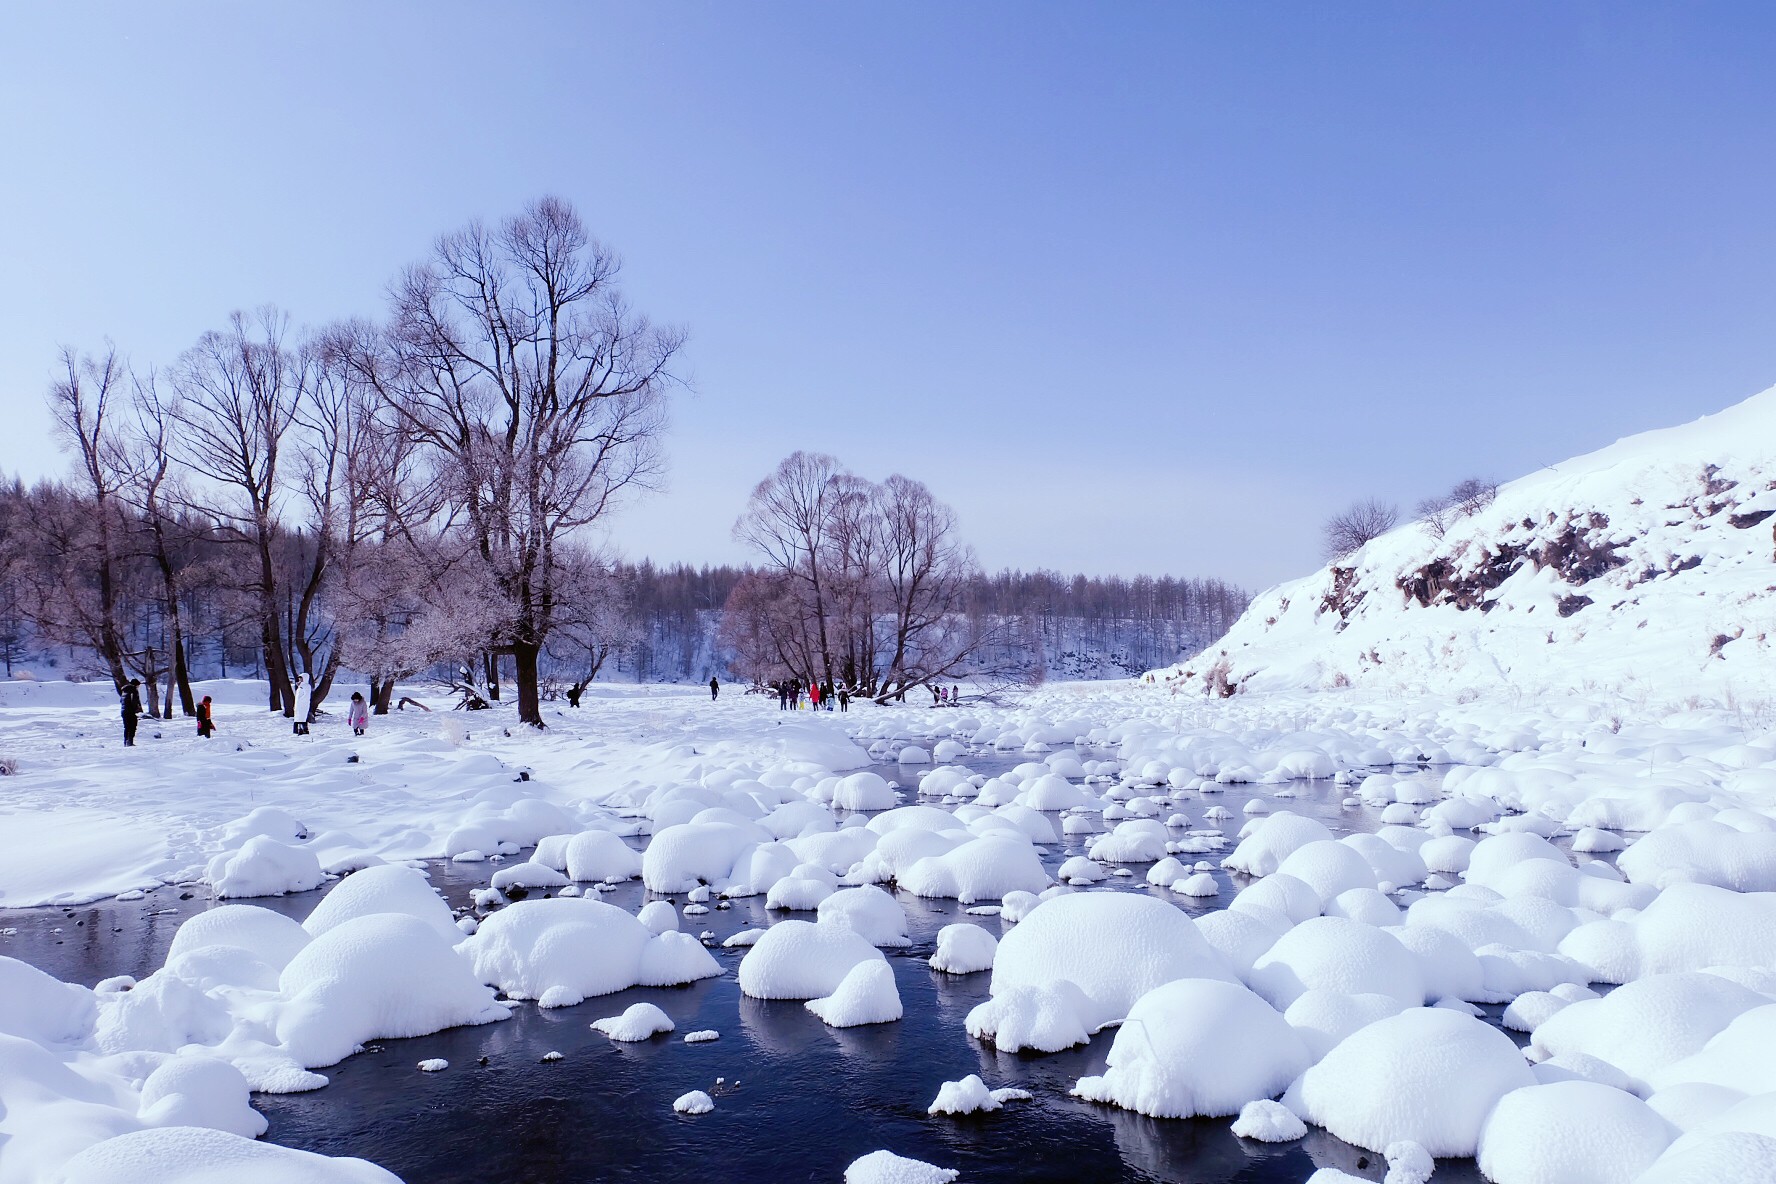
top-left (196, 695), bottom-right (215, 739)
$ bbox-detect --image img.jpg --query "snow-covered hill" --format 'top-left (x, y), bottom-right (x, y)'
top-left (1164, 387), bottom-right (1776, 704)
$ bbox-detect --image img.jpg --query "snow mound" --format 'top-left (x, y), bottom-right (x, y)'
top-left (929, 923), bottom-right (998, 974)
top-left (302, 864), bottom-right (460, 944)
top-left (967, 891), bottom-right (1235, 1051)
top-left (1249, 916), bottom-right (1425, 1011)
top-left (1071, 978), bottom-right (1310, 1118)
top-left (736, 919), bottom-right (886, 999)
top-left (275, 912), bottom-right (510, 1068)
top-left (1285, 1007), bottom-right (1536, 1156)
top-left (898, 834), bottom-right (1049, 903)
top-left (56, 1125), bottom-right (402, 1183)
top-left (673, 1090), bottom-right (714, 1114)
top-left (457, 897), bottom-right (717, 1006)
top-left (591, 1002), bottom-right (675, 1041)
top-left (1231, 1098), bottom-right (1308, 1142)
top-left (205, 836), bottom-right (324, 899)
top-left (1477, 1080), bottom-right (1676, 1184)
top-left (805, 958), bottom-right (902, 1027)
top-left (816, 885), bottom-right (911, 947)
top-left (844, 1150), bottom-right (959, 1184)
top-left (927, 1074), bottom-right (1030, 1115)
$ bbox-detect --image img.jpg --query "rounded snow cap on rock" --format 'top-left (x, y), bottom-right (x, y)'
top-left (1478, 1080), bottom-right (1676, 1184)
top-left (835, 771), bottom-right (896, 811)
top-left (1286, 1007), bottom-right (1536, 1157)
top-left (982, 890), bottom-right (1237, 1037)
top-left (54, 1125), bottom-right (404, 1184)
top-left (591, 1001), bottom-right (675, 1041)
top-left (844, 1150), bottom-right (958, 1184)
top-left (736, 918), bottom-right (885, 1000)
top-left (1250, 916), bottom-right (1425, 1011)
top-left (1071, 978), bottom-right (1311, 1119)
top-left (301, 864), bottom-right (460, 943)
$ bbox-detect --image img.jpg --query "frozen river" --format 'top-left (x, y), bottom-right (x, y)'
top-left (4, 749), bottom-right (1557, 1183)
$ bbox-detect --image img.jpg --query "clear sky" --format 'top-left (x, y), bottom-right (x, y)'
top-left (5, 2), bottom-right (1776, 591)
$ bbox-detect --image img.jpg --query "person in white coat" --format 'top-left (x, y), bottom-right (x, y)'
top-left (292, 672), bottom-right (313, 735)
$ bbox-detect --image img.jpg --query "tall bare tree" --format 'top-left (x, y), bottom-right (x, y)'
top-left (45, 346), bottom-right (133, 690)
top-left (733, 451), bottom-right (849, 685)
top-left (124, 372), bottom-right (199, 715)
top-left (168, 308), bottom-right (304, 714)
top-left (354, 197), bottom-right (682, 727)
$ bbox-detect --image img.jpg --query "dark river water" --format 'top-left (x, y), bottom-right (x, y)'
top-left (0, 753), bottom-right (1590, 1184)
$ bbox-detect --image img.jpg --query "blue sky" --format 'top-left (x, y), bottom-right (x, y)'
top-left (4, 2), bottom-right (1776, 590)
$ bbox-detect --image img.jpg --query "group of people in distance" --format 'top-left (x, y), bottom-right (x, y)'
top-left (763, 678), bottom-right (966, 711)
top-left (116, 672), bottom-right (373, 746)
top-left (772, 678), bottom-right (851, 712)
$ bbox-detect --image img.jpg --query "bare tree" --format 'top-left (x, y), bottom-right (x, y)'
top-left (1450, 477), bottom-right (1498, 517)
top-left (354, 197), bottom-right (682, 727)
top-left (1322, 498), bottom-right (1399, 560)
top-left (544, 552), bottom-right (637, 706)
top-left (874, 474), bottom-right (979, 697)
top-left (1416, 477), bottom-right (1497, 540)
top-left (729, 455), bottom-right (1019, 702)
top-left (124, 372), bottom-right (199, 715)
top-left (168, 308), bottom-right (304, 715)
top-left (44, 346), bottom-right (133, 689)
top-left (732, 452), bottom-right (849, 686)
top-left (1415, 494), bottom-right (1453, 540)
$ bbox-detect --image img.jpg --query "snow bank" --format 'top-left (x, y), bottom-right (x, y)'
top-left (927, 1073), bottom-right (1030, 1115)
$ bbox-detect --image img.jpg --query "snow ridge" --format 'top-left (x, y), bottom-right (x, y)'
top-left (1164, 386), bottom-right (1776, 703)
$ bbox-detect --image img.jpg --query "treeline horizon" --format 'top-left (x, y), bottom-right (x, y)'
top-left (609, 559), bottom-right (1250, 684)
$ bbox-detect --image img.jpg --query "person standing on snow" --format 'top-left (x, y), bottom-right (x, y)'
top-left (196, 695), bottom-right (215, 739)
top-left (710, 676), bottom-right (720, 701)
top-left (120, 679), bottom-right (143, 746)
top-left (808, 680), bottom-right (820, 710)
top-left (348, 691), bottom-right (369, 736)
top-left (838, 685), bottom-right (850, 712)
top-left (291, 673), bottom-right (313, 735)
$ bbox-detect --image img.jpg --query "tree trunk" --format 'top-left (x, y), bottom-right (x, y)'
top-left (171, 632), bottom-right (195, 716)
top-left (371, 676), bottom-right (396, 715)
top-left (513, 641), bottom-right (543, 728)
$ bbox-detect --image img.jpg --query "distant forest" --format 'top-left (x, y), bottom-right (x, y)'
top-left (610, 562), bottom-right (1249, 684)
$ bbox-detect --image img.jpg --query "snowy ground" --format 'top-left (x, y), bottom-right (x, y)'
top-left (4, 677), bottom-right (1776, 1183)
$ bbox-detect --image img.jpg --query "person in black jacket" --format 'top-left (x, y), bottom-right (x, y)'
top-left (710, 676), bottom-right (720, 701)
top-left (120, 680), bottom-right (143, 747)
top-left (196, 695), bottom-right (215, 739)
